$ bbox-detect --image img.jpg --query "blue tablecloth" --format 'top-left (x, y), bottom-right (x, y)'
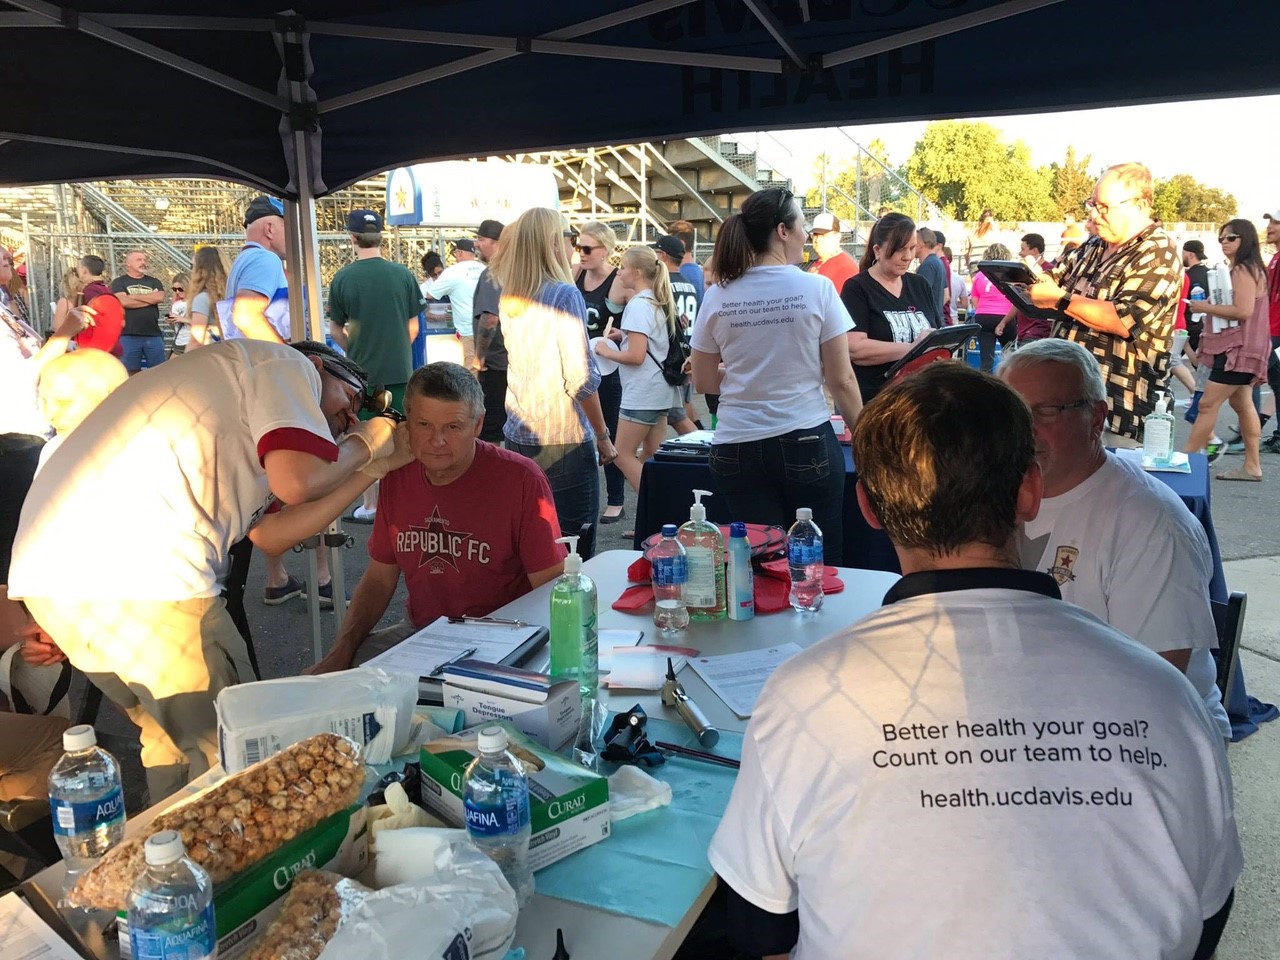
top-left (635, 446), bottom-right (899, 573)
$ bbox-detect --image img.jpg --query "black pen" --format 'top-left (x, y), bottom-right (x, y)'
top-left (655, 740), bottom-right (741, 769)
top-left (429, 646), bottom-right (477, 678)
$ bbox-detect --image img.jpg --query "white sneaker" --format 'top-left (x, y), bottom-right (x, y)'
top-left (353, 505), bottom-right (376, 521)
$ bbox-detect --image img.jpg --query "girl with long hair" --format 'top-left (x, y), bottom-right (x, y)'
top-left (166, 271), bottom-right (189, 357)
top-left (185, 246), bottom-right (230, 348)
top-left (574, 221), bottom-right (630, 524)
top-left (691, 187), bottom-right (863, 563)
top-left (1183, 218), bottom-right (1270, 481)
top-left (842, 213), bottom-right (942, 404)
top-left (490, 208), bottom-right (616, 551)
top-left (593, 245), bottom-right (680, 493)
top-left (967, 241), bottom-right (1016, 371)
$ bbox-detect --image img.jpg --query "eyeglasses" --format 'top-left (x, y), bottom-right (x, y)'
top-left (1029, 399), bottom-right (1092, 422)
top-left (1218, 234), bottom-right (1240, 244)
top-left (321, 360), bottom-right (367, 415)
top-left (576, 244), bottom-right (599, 256)
top-left (1084, 196), bottom-right (1143, 217)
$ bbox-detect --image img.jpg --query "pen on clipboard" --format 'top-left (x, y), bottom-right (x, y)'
top-left (447, 615), bottom-right (530, 627)
top-left (429, 646), bottom-right (477, 678)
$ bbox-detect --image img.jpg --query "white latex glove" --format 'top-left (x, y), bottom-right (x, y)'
top-left (360, 422), bottom-right (414, 480)
top-left (368, 781), bottom-right (445, 834)
top-left (345, 416), bottom-right (398, 465)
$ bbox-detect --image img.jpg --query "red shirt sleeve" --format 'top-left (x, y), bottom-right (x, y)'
top-left (257, 427), bottom-right (339, 467)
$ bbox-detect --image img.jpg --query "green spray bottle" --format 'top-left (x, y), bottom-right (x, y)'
top-left (549, 536), bottom-right (599, 699)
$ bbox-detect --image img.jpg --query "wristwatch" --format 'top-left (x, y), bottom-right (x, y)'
top-left (1055, 292), bottom-right (1073, 313)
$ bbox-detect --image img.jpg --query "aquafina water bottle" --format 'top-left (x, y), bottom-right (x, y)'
top-left (652, 524), bottom-right (690, 634)
top-left (464, 726), bottom-right (534, 907)
top-left (125, 831), bottom-right (216, 960)
top-left (48, 724), bottom-right (126, 876)
top-left (787, 508), bottom-right (825, 613)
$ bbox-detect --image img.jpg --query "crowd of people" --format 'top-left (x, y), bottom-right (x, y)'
top-left (0, 159), bottom-right (1270, 953)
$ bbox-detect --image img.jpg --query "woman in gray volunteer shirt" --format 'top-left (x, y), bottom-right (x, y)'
top-left (690, 187), bottom-right (863, 563)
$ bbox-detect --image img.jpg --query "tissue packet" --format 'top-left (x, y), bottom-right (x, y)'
top-left (217, 667), bottom-right (417, 770)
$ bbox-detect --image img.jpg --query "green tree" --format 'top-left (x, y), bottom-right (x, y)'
top-left (1152, 173), bottom-right (1236, 224)
top-left (1049, 145), bottom-right (1094, 219)
top-left (904, 120), bottom-right (1058, 221)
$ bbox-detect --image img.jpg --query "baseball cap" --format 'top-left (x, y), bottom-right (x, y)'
top-left (345, 209), bottom-right (384, 233)
top-left (1182, 239), bottom-right (1206, 259)
top-left (453, 238), bottom-right (478, 254)
top-left (1265, 210), bottom-right (1280, 221)
top-left (476, 219), bottom-right (504, 240)
top-left (651, 235), bottom-right (686, 260)
top-left (810, 212), bottom-right (842, 235)
top-left (244, 195), bottom-right (285, 227)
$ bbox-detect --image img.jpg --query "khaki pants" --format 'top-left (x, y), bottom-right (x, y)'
top-left (24, 596), bottom-right (254, 801)
top-left (0, 712), bottom-right (69, 801)
top-left (353, 621), bottom-right (418, 666)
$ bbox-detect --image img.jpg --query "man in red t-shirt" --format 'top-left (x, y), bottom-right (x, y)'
top-left (309, 362), bottom-right (567, 673)
top-left (806, 212), bottom-right (859, 295)
top-left (1263, 210), bottom-right (1280, 452)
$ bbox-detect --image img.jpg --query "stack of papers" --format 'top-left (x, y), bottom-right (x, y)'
top-left (362, 616), bottom-right (548, 703)
top-left (688, 643), bottom-right (803, 718)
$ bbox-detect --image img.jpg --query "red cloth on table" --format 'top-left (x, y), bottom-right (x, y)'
top-left (611, 556), bottom-right (844, 615)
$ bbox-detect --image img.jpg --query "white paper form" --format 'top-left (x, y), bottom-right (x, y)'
top-left (0, 891), bottom-right (84, 960)
top-left (362, 616), bottom-right (542, 678)
top-left (688, 643), bottom-right (803, 718)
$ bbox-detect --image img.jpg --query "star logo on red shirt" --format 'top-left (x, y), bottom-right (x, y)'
top-left (406, 507), bottom-right (475, 573)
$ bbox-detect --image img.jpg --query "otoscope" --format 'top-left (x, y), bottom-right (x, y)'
top-left (661, 657), bottom-right (719, 748)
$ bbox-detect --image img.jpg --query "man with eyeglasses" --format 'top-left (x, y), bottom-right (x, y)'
top-left (1000, 338), bottom-right (1230, 740)
top-left (1025, 162), bottom-right (1181, 447)
top-left (8, 339), bottom-right (409, 800)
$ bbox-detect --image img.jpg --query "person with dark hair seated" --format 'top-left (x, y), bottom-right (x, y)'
top-left (708, 363), bottom-right (1240, 959)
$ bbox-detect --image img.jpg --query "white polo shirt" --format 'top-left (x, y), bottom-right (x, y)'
top-left (709, 569), bottom-right (1241, 960)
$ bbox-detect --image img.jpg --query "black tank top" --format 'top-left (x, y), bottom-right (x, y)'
top-left (576, 268), bottom-right (624, 337)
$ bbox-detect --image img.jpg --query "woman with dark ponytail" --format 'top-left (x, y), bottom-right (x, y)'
top-left (842, 212), bottom-right (942, 404)
top-left (690, 187), bottom-right (863, 564)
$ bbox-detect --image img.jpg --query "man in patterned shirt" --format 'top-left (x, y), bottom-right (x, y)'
top-left (1027, 162), bottom-right (1181, 445)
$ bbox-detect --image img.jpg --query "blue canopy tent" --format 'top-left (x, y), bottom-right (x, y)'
top-left (3, 0), bottom-right (1276, 649)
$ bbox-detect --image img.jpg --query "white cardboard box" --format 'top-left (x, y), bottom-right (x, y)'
top-left (442, 677), bottom-right (581, 749)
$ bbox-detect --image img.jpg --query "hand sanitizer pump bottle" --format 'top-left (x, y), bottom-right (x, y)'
top-left (678, 489), bottom-right (726, 621)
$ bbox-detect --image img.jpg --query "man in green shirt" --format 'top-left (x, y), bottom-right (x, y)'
top-left (329, 208), bottom-right (424, 522)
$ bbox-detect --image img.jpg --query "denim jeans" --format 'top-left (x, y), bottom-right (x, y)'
top-left (507, 438), bottom-right (599, 557)
top-left (598, 370), bottom-right (625, 508)
top-left (709, 422), bottom-right (845, 564)
top-left (119, 334), bottom-right (167, 373)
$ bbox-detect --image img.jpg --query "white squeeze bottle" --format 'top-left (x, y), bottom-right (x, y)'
top-left (678, 489), bottom-right (726, 621)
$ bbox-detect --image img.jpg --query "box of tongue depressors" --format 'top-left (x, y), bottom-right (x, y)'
top-left (418, 721), bottom-right (610, 871)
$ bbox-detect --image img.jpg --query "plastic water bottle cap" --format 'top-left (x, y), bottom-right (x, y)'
top-left (144, 830), bottom-right (186, 866)
top-left (477, 726), bottom-right (509, 754)
top-left (62, 724), bottom-right (98, 752)
top-left (661, 524), bottom-right (678, 537)
top-left (795, 507), bottom-right (813, 521)
top-left (729, 522), bottom-right (747, 538)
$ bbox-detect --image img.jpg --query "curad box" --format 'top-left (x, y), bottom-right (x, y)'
top-left (418, 722), bottom-right (610, 871)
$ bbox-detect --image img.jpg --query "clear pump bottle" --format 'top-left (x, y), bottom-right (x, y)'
top-left (678, 489), bottom-right (726, 621)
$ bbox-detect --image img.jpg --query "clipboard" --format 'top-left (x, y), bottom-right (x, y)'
top-left (883, 323), bottom-right (981, 381)
top-left (975, 259), bottom-right (1068, 323)
top-left (362, 618), bottom-right (550, 705)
